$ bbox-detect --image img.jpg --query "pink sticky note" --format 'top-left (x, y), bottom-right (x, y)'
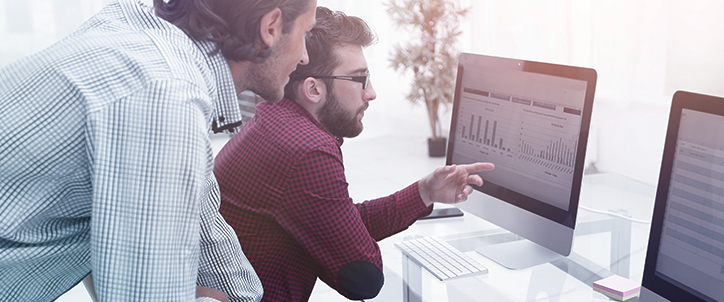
top-left (593, 275), bottom-right (641, 297)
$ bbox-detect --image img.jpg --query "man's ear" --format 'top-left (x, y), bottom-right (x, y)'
top-left (259, 8), bottom-right (283, 48)
top-left (300, 77), bottom-right (325, 105)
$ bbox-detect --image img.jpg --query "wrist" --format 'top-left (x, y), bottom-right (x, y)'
top-left (418, 179), bottom-right (434, 207)
top-left (196, 286), bottom-right (228, 302)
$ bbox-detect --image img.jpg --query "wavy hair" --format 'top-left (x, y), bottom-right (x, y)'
top-left (284, 7), bottom-right (377, 101)
top-left (155, 0), bottom-right (312, 63)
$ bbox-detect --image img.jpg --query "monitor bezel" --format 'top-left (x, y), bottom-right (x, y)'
top-left (445, 53), bottom-right (597, 229)
top-left (641, 90), bottom-right (724, 302)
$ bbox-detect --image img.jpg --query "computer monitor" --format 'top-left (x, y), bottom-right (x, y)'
top-left (446, 53), bottom-right (597, 270)
top-left (639, 90), bottom-right (724, 302)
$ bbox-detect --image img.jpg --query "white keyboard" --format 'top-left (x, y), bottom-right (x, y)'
top-left (395, 236), bottom-right (488, 281)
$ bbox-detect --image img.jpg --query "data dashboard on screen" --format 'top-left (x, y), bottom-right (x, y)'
top-left (449, 62), bottom-right (588, 211)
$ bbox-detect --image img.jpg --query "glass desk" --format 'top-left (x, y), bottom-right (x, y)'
top-left (377, 172), bottom-right (656, 302)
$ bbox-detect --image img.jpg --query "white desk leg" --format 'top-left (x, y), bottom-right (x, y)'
top-left (609, 218), bottom-right (632, 277)
top-left (574, 217), bottom-right (632, 278)
top-left (402, 255), bottom-right (423, 302)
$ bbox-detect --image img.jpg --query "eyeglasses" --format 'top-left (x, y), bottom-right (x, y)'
top-left (290, 72), bottom-right (370, 90)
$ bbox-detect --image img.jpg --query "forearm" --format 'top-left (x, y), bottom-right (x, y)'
top-left (355, 182), bottom-right (432, 240)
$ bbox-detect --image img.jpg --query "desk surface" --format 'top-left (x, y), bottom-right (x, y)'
top-left (332, 172), bottom-right (657, 302)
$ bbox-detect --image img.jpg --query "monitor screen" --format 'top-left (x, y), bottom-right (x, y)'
top-left (642, 91), bottom-right (724, 302)
top-left (446, 53), bottom-right (596, 269)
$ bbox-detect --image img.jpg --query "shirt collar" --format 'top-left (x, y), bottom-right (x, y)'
top-left (192, 40), bottom-right (244, 134)
top-left (280, 98), bottom-right (344, 147)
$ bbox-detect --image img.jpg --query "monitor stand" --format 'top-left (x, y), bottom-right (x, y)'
top-left (476, 239), bottom-right (563, 270)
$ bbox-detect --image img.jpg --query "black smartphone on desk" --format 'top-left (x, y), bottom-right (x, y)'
top-left (419, 207), bottom-right (464, 220)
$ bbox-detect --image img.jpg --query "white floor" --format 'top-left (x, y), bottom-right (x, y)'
top-left (56, 132), bottom-right (446, 302)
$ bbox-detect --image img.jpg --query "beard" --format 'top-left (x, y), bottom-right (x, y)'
top-left (248, 75), bottom-right (284, 103)
top-left (317, 90), bottom-right (367, 138)
top-left (245, 36), bottom-right (291, 102)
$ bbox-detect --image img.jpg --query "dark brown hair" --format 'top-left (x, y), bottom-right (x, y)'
top-left (154, 0), bottom-right (312, 63)
top-left (284, 7), bottom-right (377, 101)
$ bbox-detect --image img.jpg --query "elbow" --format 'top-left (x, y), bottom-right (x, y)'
top-left (337, 261), bottom-right (384, 300)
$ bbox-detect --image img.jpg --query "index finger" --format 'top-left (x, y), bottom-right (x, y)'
top-left (457, 162), bottom-right (495, 173)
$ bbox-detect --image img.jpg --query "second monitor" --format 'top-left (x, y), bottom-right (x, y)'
top-left (446, 53), bottom-right (597, 269)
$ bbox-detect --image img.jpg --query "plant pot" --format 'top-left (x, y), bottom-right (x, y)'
top-left (428, 137), bottom-right (447, 157)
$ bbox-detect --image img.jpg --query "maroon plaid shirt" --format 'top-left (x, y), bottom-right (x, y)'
top-left (215, 98), bottom-right (432, 301)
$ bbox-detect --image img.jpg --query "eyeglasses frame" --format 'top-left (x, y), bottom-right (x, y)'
top-left (290, 72), bottom-right (370, 90)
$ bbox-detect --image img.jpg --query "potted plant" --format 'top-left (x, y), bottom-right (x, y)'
top-left (387, 0), bottom-right (469, 157)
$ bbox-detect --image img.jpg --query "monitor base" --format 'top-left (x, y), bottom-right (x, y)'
top-left (476, 239), bottom-right (563, 270)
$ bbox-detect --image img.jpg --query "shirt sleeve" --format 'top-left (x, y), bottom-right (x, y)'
top-left (87, 79), bottom-right (213, 301)
top-left (276, 147), bottom-right (430, 299)
top-left (196, 175), bottom-right (263, 302)
top-left (354, 181), bottom-right (433, 240)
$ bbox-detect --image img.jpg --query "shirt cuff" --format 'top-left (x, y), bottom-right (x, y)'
top-left (409, 181), bottom-right (434, 218)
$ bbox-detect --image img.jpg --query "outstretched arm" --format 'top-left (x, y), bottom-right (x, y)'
top-left (417, 162), bottom-right (495, 207)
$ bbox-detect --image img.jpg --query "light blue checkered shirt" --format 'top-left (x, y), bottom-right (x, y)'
top-left (0, 0), bottom-right (262, 301)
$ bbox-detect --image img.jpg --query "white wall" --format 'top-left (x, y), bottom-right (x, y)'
top-left (0, 0), bottom-right (117, 66)
top-left (3, 0), bottom-right (724, 185)
top-left (319, 0), bottom-right (724, 186)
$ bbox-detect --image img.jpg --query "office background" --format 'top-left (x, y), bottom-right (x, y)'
top-left (1, 0), bottom-right (723, 301)
top-left (2, 0), bottom-right (724, 186)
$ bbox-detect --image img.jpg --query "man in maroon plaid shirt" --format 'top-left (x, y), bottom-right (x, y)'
top-left (214, 7), bottom-right (495, 302)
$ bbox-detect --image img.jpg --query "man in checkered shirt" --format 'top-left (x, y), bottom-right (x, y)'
top-left (214, 7), bottom-right (495, 302)
top-left (0, 0), bottom-right (317, 301)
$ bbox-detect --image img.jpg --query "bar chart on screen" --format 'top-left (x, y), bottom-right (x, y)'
top-left (513, 114), bottom-right (579, 188)
top-left (518, 115), bottom-right (580, 175)
top-left (460, 113), bottom-right (517, 154)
